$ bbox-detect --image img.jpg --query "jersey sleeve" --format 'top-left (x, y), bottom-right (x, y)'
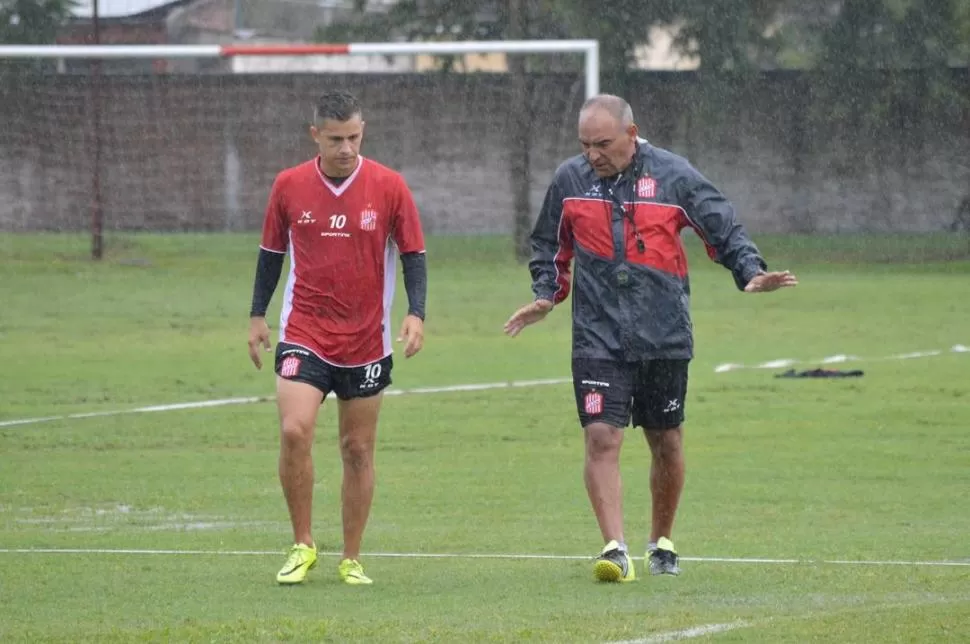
top-left (259, 175), bottom-right (289, 254)
top-left (390, 174), bottom-right (426, 254)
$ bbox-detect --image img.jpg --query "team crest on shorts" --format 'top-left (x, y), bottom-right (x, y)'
top-left (584, 391), bottom-right (604, 415)
top-left (280, 356), bottom-right (301, 378)
top-left (359, 205), bottom-right (378, 231)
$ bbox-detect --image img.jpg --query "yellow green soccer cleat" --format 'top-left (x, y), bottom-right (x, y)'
top-left (276, 543), bottom-right (318, 585)
top-left (338, 558), bottom-right (373, 585)
top-left (593, 540), bottom-right (636, 583)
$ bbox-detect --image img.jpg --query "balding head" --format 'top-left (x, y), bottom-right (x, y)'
top-left (579, 94), bottom-right (635, 128)
top-left (578, 94), bottom-right (638, 177)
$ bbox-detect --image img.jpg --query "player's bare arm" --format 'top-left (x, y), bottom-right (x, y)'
top-left (248, 247), bottom-right (285, 369)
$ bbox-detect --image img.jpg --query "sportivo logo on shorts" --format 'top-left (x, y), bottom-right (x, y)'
top-left (280, 356), bottom-right (301, 378)
top-left (359, 205), bottom-right (378, 231)
top-left (584, 391), bottom-right (604, 415)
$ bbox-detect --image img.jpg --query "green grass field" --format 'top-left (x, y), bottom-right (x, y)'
top-left (1, 232), bottom-right (969, 643)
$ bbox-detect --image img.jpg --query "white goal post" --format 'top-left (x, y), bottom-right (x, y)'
top-left (1, 39), bottom-right (599, 258)
top-left (0, 39), bottom-right (601, 98)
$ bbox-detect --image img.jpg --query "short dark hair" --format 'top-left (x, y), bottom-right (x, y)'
top-left (314, 90), bottom-right (362, 123)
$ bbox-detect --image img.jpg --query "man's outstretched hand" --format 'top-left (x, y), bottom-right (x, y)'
top-left (744, 270), bottom-right (799, 293)
top-left (504, 299), bottom-right (554, 337)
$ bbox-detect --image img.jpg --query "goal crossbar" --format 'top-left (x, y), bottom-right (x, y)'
top-left (0, 39), bottom-right (600, 98)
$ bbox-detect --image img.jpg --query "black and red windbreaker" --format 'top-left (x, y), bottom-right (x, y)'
top-left (528, 140), bottom-right (767, 361)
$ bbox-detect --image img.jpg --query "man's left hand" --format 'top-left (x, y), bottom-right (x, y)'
top-left (397, 314), bottom-right (424, 358)
top-left (744, 270), bottom-right (799, 293)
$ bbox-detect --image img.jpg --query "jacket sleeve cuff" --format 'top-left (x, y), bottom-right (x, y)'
top-left (533, 286), bottom-right (557, 304)
top-left (737, 258), bottom-right (767, 290)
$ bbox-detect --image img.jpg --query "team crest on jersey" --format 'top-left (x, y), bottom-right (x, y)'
top-left (584, 391), bottom-right (604, 415)
top-left (636, 177), bottom-right (657, 199)
top-left (280, 356), bottom-right (301, 378)
top-left (359, 205), bottom-right (378, 232)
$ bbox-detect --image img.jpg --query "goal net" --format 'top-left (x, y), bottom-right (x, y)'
top-left (0, 41), bottom-right (598, 246)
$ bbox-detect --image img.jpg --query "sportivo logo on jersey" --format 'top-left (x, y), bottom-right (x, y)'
top-left (359, 205), bottom-right (378, 231)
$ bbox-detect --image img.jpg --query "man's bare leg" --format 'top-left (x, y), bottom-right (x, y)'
top-left (337, 393), bottom-right (382, 560)
top-left (584, 422), bottom-right (626, 544)
top-left (277, 378), bottom-right (324, 546)
top-left (644, 426), bottom-right (684, 543)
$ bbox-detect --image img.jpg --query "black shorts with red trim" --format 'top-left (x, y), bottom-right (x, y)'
top-left (572, 357), bottom-right (689, 430)
top-left (274, 342), bottom-right (392, 401)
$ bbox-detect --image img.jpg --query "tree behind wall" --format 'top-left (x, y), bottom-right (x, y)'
top-left (1, 0), bottom-right (77, 73)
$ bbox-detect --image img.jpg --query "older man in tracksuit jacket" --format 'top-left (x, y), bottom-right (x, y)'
top-left (505, 94), bottom-right (797, 583)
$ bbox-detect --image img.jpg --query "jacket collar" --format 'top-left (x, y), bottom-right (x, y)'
top-left (601, 138), bottom-right (650, 185)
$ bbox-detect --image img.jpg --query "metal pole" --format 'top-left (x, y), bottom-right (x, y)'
top-left (585, 41), bottom-right (600, 99)
top-left (509, 0), bottom-right (532, 262)
top-left (90, 0), bottom-right (104, 260)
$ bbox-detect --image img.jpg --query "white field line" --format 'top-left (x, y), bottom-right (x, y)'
top-left (605, 593), bottom-right (970, 644)
top-left (606, 621), bottom-right (749, 644)
top-left (1, 343), bottom-right (966, 428)
top-left (713, 343), bottom-right (968, 373)
top-left (0, 378), bottom-right (572, 428)
top-left (0, 396), bottom-right (271, 428)
top-left (0, 547), bottom-right (968, 567)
